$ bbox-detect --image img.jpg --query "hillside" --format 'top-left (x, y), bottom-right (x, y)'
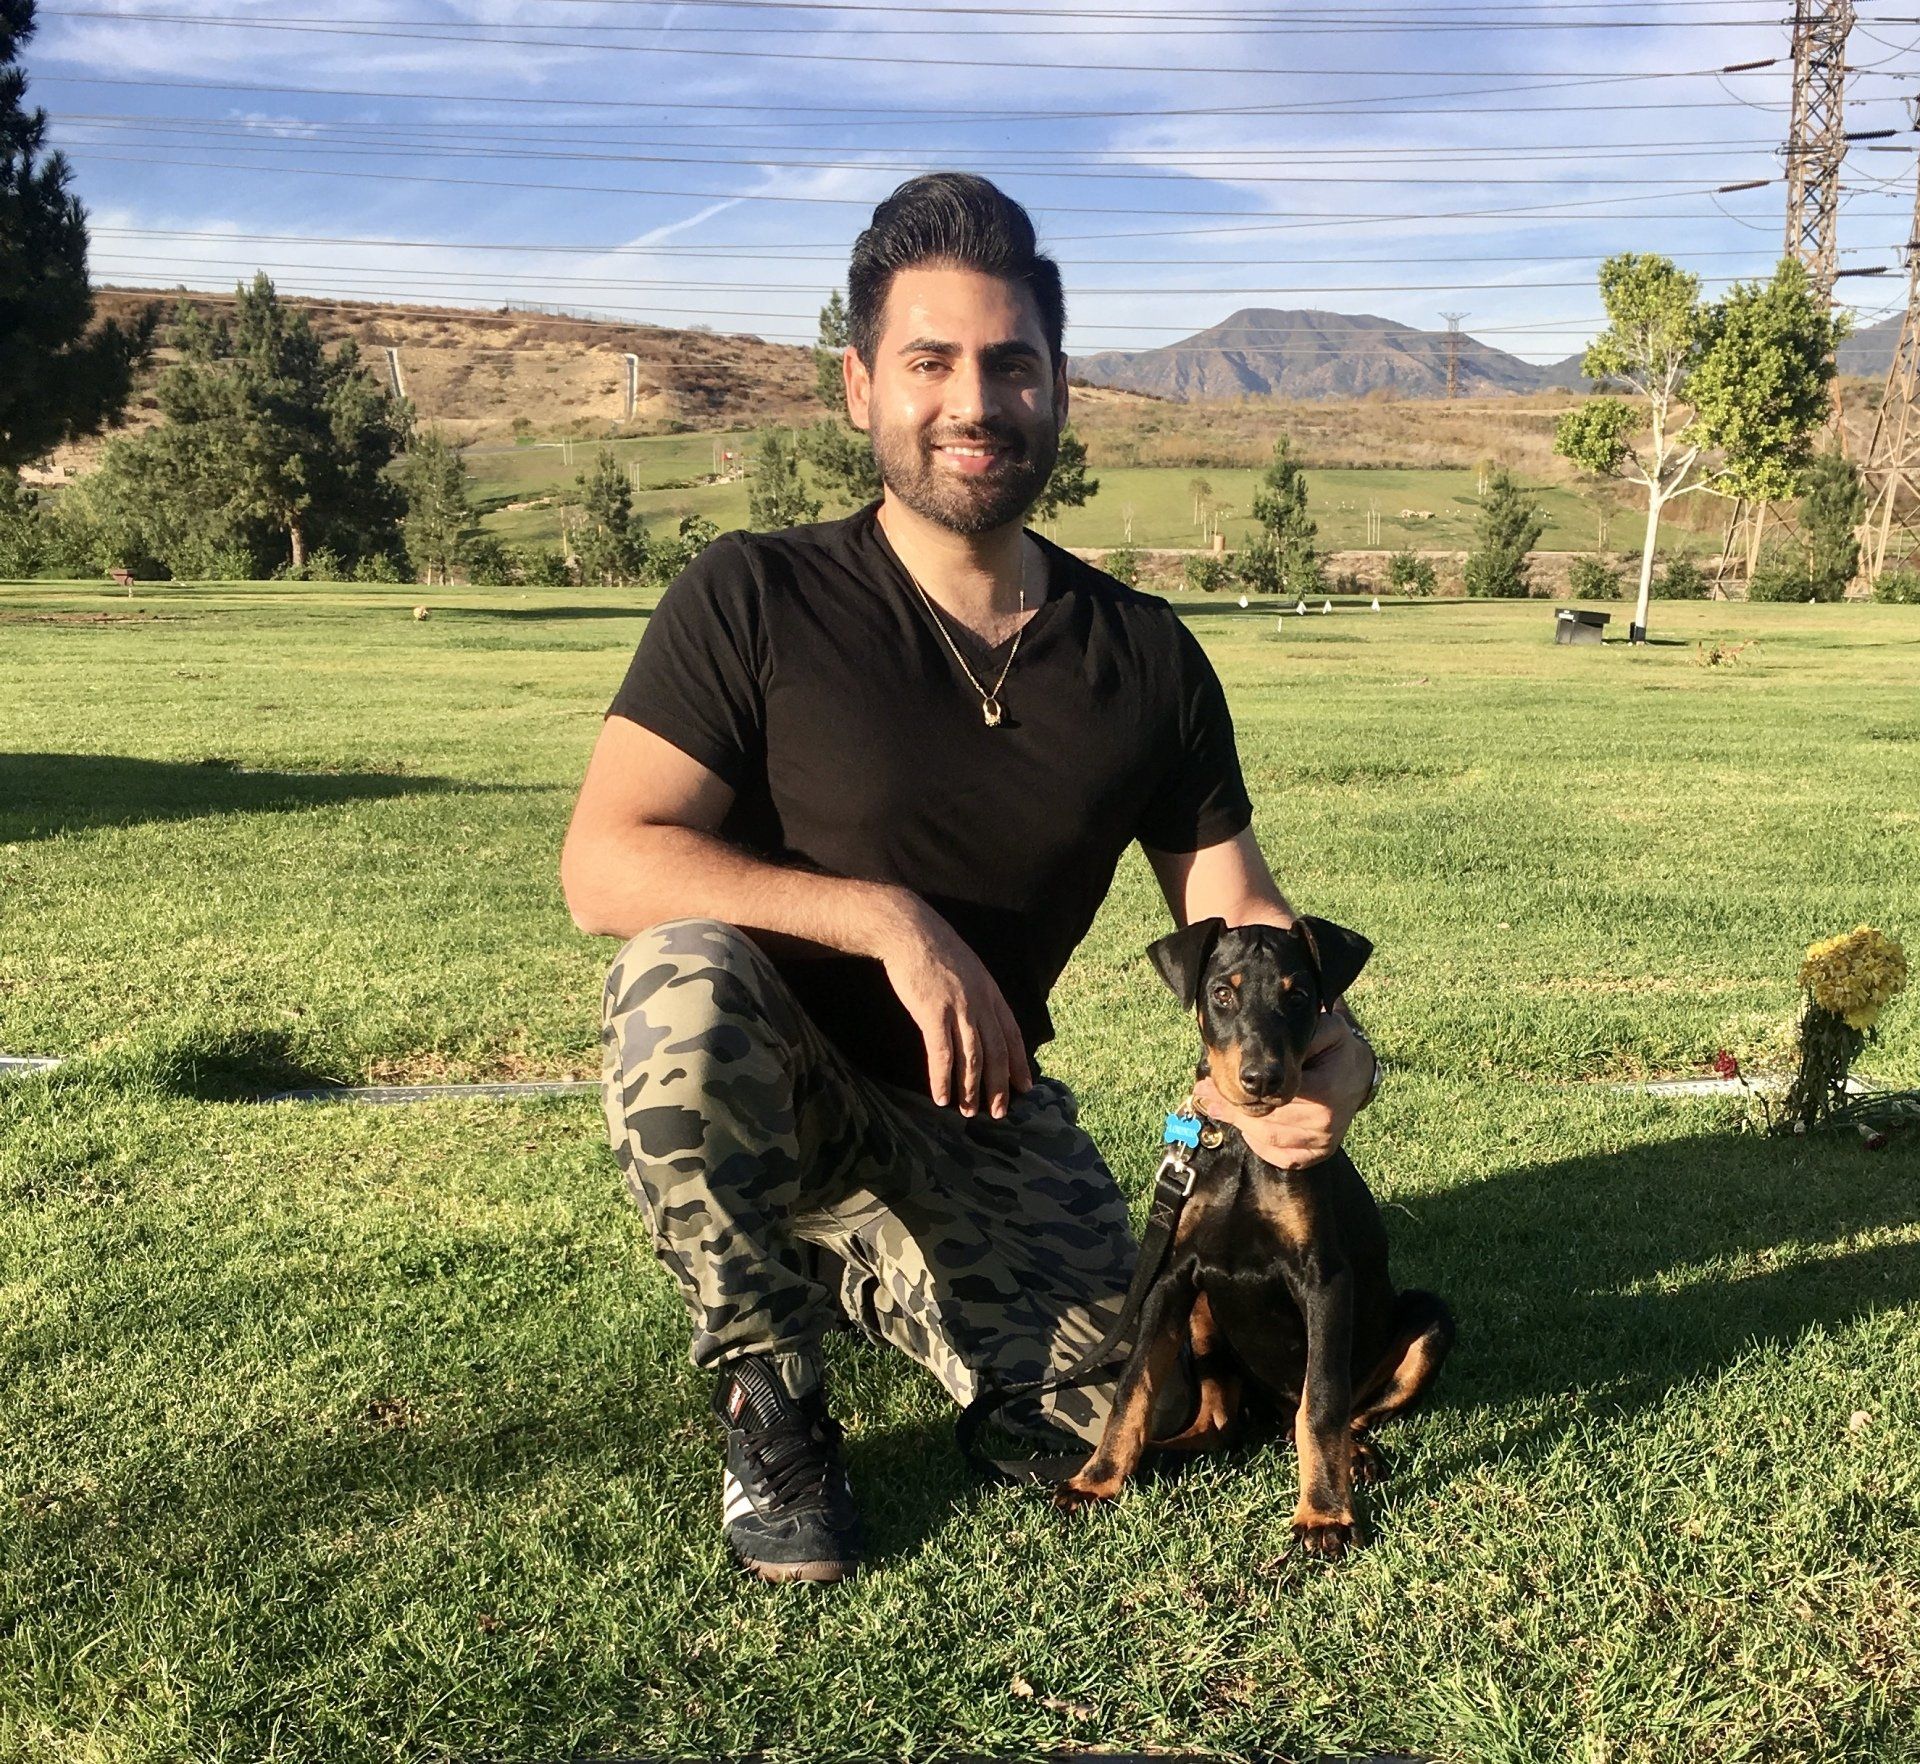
top-left (1838, 312), bottom-right (1903, 382)
top-left (1073, 307), bottom-right (1573, 401)
top-left (55, 288), bottom-right (825, 466)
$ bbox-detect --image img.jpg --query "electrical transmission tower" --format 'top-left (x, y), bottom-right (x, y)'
top-left (1783, 0), bottom-right (1854, 303)
top-left (1856, 153), bottom-right (1920, 586)
top-left (1723, 0), bottom-right (1856, 584)
top-left (1440, 312), bottom-right (1467, 400)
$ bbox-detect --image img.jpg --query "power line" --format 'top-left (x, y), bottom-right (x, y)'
top-left (44, 125), bottom-right (1789, 187)
top-left (30, 70), bottom-right (1844, 126)
top-left (49, 114), bottom-right (1801, 161)
top-left (80, 253), bottom-right (1863, 299)
top-left (99, 224), bottom-right (1896, 266)
top-left (35, 10), bottom-right (1799, 83)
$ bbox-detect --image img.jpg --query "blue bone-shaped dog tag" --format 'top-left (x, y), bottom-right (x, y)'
top-left (1162, 1112), bottom-right (1202, 1149)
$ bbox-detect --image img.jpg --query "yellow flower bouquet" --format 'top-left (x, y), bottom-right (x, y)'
top-left (1780, 926), bottom-right (1911, 1135)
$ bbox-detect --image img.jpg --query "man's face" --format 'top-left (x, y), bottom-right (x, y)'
top-left (845, 263), bottom-right (1067, 537)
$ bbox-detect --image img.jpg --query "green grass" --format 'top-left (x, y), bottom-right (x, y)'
top-left (3, 582), bottom-right (1919, 1763)
top-left (471, 436), bottom-right (1710, 558)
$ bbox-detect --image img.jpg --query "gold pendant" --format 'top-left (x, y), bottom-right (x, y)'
top-left (981, 697), bottom-right (1003, 727)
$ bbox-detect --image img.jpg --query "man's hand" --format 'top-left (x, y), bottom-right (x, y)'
top-left (1193, 1012), bottom-right (1374, 1170)
top-left (873, 894), bottom-right (1033, 1119)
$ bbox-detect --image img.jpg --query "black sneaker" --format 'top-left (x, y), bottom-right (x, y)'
top-left (712, 1357), bottom-right (860, 1584)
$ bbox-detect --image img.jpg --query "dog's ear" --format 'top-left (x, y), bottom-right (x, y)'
top-left (1296, 916), bottom-right (1373, 1003)
top-left (1146, 917), bottom-right (1227, 1008)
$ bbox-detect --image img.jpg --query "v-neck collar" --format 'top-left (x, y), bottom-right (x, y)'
top-left (865, 503), bottom-right (1068, 667)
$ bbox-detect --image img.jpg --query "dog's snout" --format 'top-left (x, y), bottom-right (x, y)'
top-left (1238, 1058), bottom-right (1285, 1100)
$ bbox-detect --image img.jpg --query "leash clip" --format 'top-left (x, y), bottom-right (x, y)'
top-left (1155, 1145), bottom-right (1199, 1198)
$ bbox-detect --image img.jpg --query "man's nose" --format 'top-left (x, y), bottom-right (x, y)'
top-left (944, 357), bottom-right (988, 424)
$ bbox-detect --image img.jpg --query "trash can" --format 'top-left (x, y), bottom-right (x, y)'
top-left (1555, 607), bottom-right (1610, 646)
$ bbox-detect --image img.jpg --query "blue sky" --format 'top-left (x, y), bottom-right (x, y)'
top-left (23, 0), bottom-right (1920, 365)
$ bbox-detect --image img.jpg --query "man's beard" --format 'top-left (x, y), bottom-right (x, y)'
top-left (868, 412), bottom-right (1058, 536)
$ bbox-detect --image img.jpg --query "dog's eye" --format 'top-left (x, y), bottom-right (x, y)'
top-left (1209, 983), bottom-right (1237, 1008)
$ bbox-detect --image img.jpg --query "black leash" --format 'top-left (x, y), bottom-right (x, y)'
top-left (955, 1112), bottom-right (1213, 1485)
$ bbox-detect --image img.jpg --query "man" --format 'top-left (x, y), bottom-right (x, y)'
top-left (562, 173), bottom-right (1376, 1584)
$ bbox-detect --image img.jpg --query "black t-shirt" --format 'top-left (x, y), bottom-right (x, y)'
top-left (607, 505), bottom-right (1251, 1092)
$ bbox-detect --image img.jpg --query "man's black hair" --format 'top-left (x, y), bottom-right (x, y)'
top-left (846, 172), bottom-right (1065, 368)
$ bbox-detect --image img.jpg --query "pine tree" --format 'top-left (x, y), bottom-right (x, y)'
top-left (571, 446), bottom-right (647, 585)
top-left (748, 427), bottom-right (820, 530)
top-left (1031, 426), bottom-right (1099, 525)
top-left (1248, 434), bottom-right (1320, 594)
top-left (800, 293), bottom-right (881, 508)
top-left (400, 427), bottom-right (473, 585)
top-left (1, 0), bottom-right (152, 476)
top-left (121, 277), bottom-right (407, 575)
top-left (1798, 447), bottom-right (1863, 601)
top-left (1462, 467), bottom-right (1546, 598)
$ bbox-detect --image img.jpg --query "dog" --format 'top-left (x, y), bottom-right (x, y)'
top-left (1054, 916), bottom-right (1454, 1560)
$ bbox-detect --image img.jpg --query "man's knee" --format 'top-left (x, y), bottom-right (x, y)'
top-left (601, 918), bottom-right (794, 1042)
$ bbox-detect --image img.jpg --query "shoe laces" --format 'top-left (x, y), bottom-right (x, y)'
top-left (744, 1402), bottom-right (846, 1513)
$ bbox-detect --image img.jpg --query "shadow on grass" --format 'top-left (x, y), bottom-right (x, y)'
top-left (137, 1027), bottom-right (344, 1103)
top-left (0, 752), bottom-right (515, 840)
top-left (1389, 1126), bottom-right (1920, 1471)
top-left (450, 606), bottom-right (654, 623)
top-left (33, 1128), bottom-right (1917, 1590)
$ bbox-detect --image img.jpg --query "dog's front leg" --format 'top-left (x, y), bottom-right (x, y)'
top-left (1292, 1261), bottom-right (1360, 1559)
top-left (1054, 1269), bottom-right (1197, 1512)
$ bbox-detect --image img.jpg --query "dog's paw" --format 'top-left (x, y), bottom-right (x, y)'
top-left (1051, 1477), bottom-right (1112, 1515)
top-left (1291, 1516), bottom-right (1360, 1561)
top-left (1350, 1433), bottom-right (1390, 1486)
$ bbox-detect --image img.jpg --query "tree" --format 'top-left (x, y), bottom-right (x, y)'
top-left (571, 446), bottom-right (647, 585)
top-left (400, 427), bottom-right (473, 585)
top-left (1797, 446), bottom-right (1863, 602)
top-left (1030, 425), bottom-right (1098, 524)
top-left (1462, 467), bottom-right (1545, 597)
top-left (1554, 254), bottom-right (1842, 638)
top-left (1248, 433), bottom-right (1320, 595)
top-left (748, 427), bottom-right (820, 530)
top-left (95, 277), bottom-right (408, 577)
top-left (1, 0), bottom-right (151, 478)
top-left (799, 292), bottom-right (881, 509)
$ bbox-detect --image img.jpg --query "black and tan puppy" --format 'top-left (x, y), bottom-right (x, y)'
top-left (1056, 917), bottom-right (1454, 1560)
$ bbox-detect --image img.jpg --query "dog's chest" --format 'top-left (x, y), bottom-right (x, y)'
top-left (1182, 1154), bottom-right (1323, 1273)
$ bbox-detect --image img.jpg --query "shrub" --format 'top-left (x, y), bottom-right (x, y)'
top-left (1872, 568), bottom-right (1920, 604)
top-left (1231, 535), bottom-right (1283, 597)
top-left (1101, 545), bottom-right (1140, 588)
top-left (646, 514), bottom-right (721, 587)
top-left (1747, 563), bottom-right (1811, 603)
top-left (352, 552), bottom-right (406, 583)
top-left (1386, 549), bottom-right (1439, 596)
top-left (1656, 557), bottom-right (1709, 601)
top-left (1566, 555), bottom-right (1620, 600)
top-left (463, 536), bottom-right (514, 586)
top-left (1184, 553), bottom-right (1230, 593)
top-left (513, 544), bottom-right (572, 587)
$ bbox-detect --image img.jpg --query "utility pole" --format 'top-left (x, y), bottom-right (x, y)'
top-left (1855, 148), bottom-right (1920, 589)
top-left (1440, 312), bottom-right (1467, 400)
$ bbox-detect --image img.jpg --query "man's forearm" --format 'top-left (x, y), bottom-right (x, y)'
top-left (561, 821), bottom-right (914, 959)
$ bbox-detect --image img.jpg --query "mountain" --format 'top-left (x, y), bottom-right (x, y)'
top-left (1838, 312), bottom-right (1903, 382)
top-left (1071, 308), bottom-right (1573, 401)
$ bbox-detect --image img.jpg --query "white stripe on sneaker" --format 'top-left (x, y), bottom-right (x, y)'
top-left (723, 1469), bottom-right (756, 1525)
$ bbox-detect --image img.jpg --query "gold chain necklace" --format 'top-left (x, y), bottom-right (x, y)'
top-left (899, 545), bottom-right (1029, 729)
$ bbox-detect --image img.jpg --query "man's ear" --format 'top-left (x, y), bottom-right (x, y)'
top-left (1296, 916), bottom-right (1373, 1003)
top-left (1146, 917), bottom-right (1226, 1008)
top-left (842, 345), bottom-right (870, 431)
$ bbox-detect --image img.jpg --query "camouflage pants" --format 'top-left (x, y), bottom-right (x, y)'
top-left (600, 919), bottom-right (1137, 1444)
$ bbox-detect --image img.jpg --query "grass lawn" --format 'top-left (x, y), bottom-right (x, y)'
top-left (471, 438), bottom-right (1711, 560)
top-left (3, 580), bottom-right (1918, 1764)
